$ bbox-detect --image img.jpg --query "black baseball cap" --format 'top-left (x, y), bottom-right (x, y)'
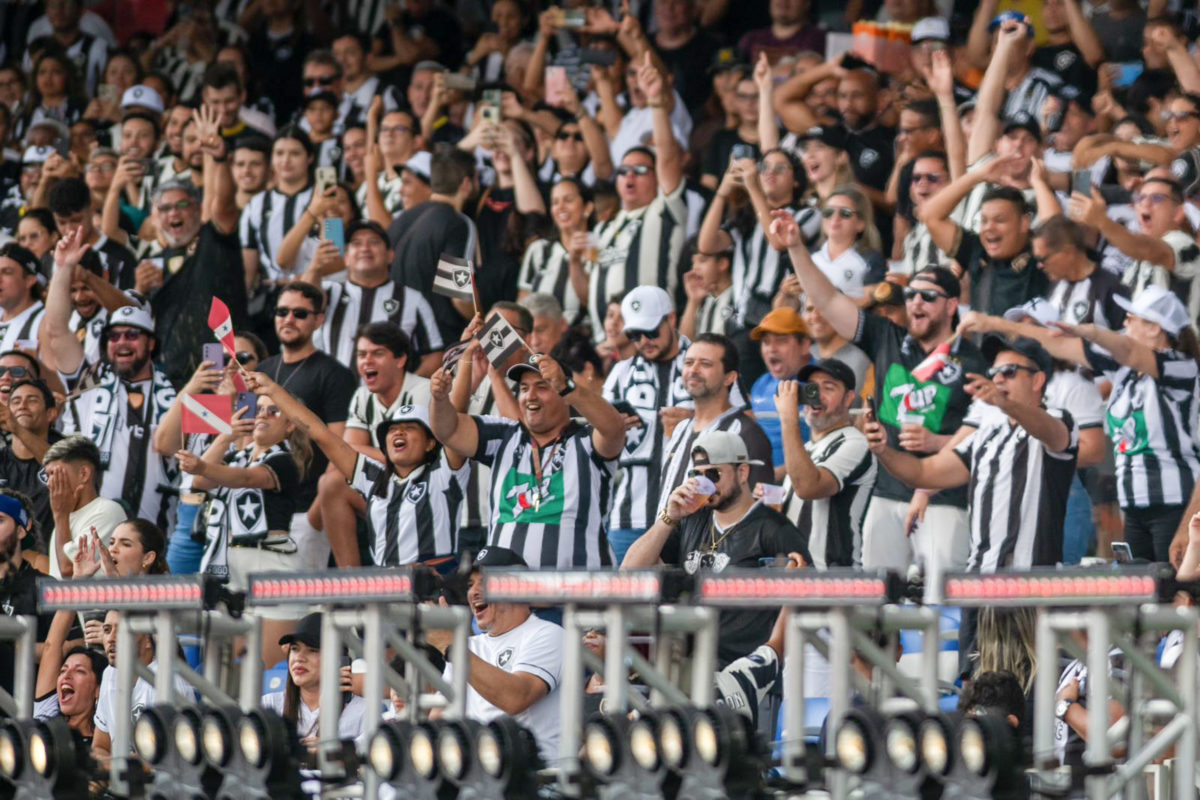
top-left (279, 612), bottom-right (322, 648)
top-left (797, 358), bottom-right (857, 391)
top-left (910, 266), bottom-right (961, 300)
top-left (506, 354), bottom-right (545, 383)
top-left (0, 243), bottom-right (40, 276)
top-left (709, 47), bottom-right (748, 75)
top-left (982, 334), bottom-right (1053, 375)
top-left (1002, 112), bottom-right (1042, 142)
top-left (304, 90), bottom-right (340, 109)
top-left (346, 219), bottom-right (390, 246)
top-left (797, 125), bottom-right (849, 152)
top-left (471, 546), bottom-right (528, 572)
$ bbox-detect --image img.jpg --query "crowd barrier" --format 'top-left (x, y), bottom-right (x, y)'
top-left (1, 564), bottom-right (1196, 799)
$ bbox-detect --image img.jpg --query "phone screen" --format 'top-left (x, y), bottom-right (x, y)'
top-left (235, 392), bottom-right (258, 419)
top-left (323, 217), bottom-right (345, 254)
top-left (1071, 169), bottom-right (1092, 197)
top-left (202, 343), bottom-right (225, 369)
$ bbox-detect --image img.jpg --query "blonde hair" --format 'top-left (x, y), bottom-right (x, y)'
top-left (973, 607), bottom-right (1038, 693)
top-left (827, 185), bottom-right (883, 254)
top-left (287, 427), bottom-right (313, 482)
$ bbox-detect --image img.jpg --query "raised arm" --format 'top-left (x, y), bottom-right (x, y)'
top-left (277, 189), bottom-right (327, 273)
top-left (34, 610), bottom-right (76, 701)
top-left (1071, 134), bottom-right (1174, 169)
top-left (968, 18), bottom-right (1025, 165)
top-left (176, 415), bottom-right (275, 491)
top-left (754, 54), bottom-right (780, 151)
top-left (1063, 0), bottom-right (1104, 67)
top-left (248, 372), bottom-right (359, 478)
top-left (957, 311), bottom-right (1089, 367)
top-left (430, 366), bottom-right (481, 458)
top-left (151, 362), bottom-right (224, 456)
top-left (562, 89), bottom-right (614, 181)
top-left (964, 0), bottom-right (1001, 71)
top-left (963, 372), bottom-right (1071, 453)
top-left (774, 59), bottom-right (842, 134)
top-left (776, 383), bottom-right (841, 499)
top-left (1153, 26), bottom-right (1200, 94)
top-left (1069, 189), bottom-right (1177, 269)
top-left (926, 49), bottom-right (966, 179)
top-left (39, 230), bottom-right (90, 376)
top-left (195, 105), bottom-right (238, 235)
top-left (523, 9), bottom-right (556, 99)
top-left (639, 53), bottom-right (682, 196)
top-left (918, 156), bottom-right (1021, 256)
top-left (593, 66), bottom-right (624, 138)
top-left (538, 356), bottom-right (624, 460)
top-left (1029, 159), bottom-right (1064, 221)
top-left (499, 127), bottom-right (546, 215)
top-left (770, 210), bottom-right (861, 341)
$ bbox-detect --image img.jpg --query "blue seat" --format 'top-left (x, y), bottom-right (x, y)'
top-left (262, 661), bottom-right (288, 694)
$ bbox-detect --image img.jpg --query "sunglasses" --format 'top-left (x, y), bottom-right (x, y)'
top-left (275, 307), bottom-right (314, 320)
top-left (556, 131), bottom-right (584, 142)
top-left (256, 406), bottom-right (283, 418)
top-left (903, 288), bottom-right (947, 303)
top-left (758, 163), bottom-right (790, 176)
top-left (821, 207), bottom-right (857, 219)
top-left (625, 325), bottom-right (663, 342)
top-left (156, 200), bottom-right (192, 214)
top-left (1163, 111), bottom-right (1200, 122)
top-left (108, 330), bottom-right (145, 342)
top-left (988, 364), bottom-right (1038, 379)
top-left (615, 164), bottom-right (652, 177)
top-left (235, 351), bottom-right (256, 365)
top-left (303, 76), bottom-right (336, 87)
top-left (911, 172), bottom-right (944, 185)
top-left (687, 466), bottom-right (722, 483)
top-left (0, 366), bottom-right (28, 379)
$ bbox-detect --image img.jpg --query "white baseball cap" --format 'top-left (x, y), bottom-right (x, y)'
top-left (121, 85), bottom-right (164, 115)
top-left (620, 286), bottom-right (674, 333)
top-left (104, 304), bottom-right (156, 335)
top-left (403, 151), bottom-right (432, 183)
top-left (911, 16), bottom-right (950, 43)
top-left (21, 145), bottom-right (53, 165)
top-left (1003, 297), bottom-right (1060, 326)
top-left (692, 430), bottom-right (763, 467)
top-left (1114, 284), bottom-right (1192, 336)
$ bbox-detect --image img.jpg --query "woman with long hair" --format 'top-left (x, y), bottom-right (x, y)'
top-left (275, 181), bottom-right (361, 279)
top-left (521, 177), bottom-right (591, 324)
top-left (961, 286), bottom-right (1200, 562)
top-left (241, 125), bottom-right (316, 294)
top-left (810, 186), bottom-right (886, 300)
top-left (24, 51), bottom-right (87, 130)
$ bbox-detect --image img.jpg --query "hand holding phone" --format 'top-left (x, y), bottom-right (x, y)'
top-left (202, 343), bottom-right (225, 370)
top-left (323, 217), bottom-right (346, 255)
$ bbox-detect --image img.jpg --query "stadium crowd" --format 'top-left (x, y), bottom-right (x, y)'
top-left (6, 0), bottom-right (1200, 784)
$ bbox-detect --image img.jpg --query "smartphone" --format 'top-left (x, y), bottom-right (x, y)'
top-left (480, 88), bottom-right (502, 124)
top-left (136, 157), bottom-right (157, 176)
top-left (563, 8), bottom-right (586, 28)
top-left (611, 400), bottom-right (637, 416)
top-left (731, 143), bottom-right (756, 162)
top-left (314, 166), bottom-right (337, 197)
top-left (1111, 541), bottom-right (1133, 563)
top-left (323, 217), bottom-right (345, 254)
top-left (235, 392), bottom-right (258, 419)
top-left (1071, 169), bottom-right (1092, 197)
top-left (1113, 62), bottom-right (1144, 89)
top-left (545, 66), bottom-right (571, 107)
top-left (443, 73), bottom-right (476, 92)
top-left (98, 83), bottom-right (118, 104)
top-left (202, 343), bottom-right (225, 370)
top-left (579, 48), bottom-right (617, 68)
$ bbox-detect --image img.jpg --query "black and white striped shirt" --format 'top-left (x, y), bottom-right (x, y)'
top-left (811, 242), bottom-right (887, 300)
top-left (345, 373), bottom-right (432, 445)
top-left (317, 279), bottom-right (444, 363)
top-left (587, 182), bottom-right (688, 340)
top-left (472, 415), bottom-right (617, 569)
top-left (0, 302), bottom-right (43, 353)
top-left (955, 408), bottom-right (1078, 572)
top-left (901, 220), bottom-right (952, 274)
top-left (1119, 230), bottom-right (1200, 323)
top-left (1046, 268), bottom-right (1129, 328)
top-left (731, 206), bottom-right (819, 328)
top-left (696, 286), bottom-right (736, 336)
top-left (1086, 344), bottom-right (1200, 508)
top-left (92, 235), bottom-right (139, 291)
top-left (343, 0), bottom-right (390, 35)
top-left (239, 184), bottom-right (317, 283)
top-left (349, 453), bottom-right (467, 565)
top-left (779, 425), bottom-right (877, 569)
top-left (354, 173), bottom-right (404, 219)
top-left (460, 380), bottom-right (497, 530)
top-left (656, 405), bottom-right (774, 515)
top-left (519, 238), bottom-right (582, 322)
top-left (1001, 67), bottom-right (1063, 120)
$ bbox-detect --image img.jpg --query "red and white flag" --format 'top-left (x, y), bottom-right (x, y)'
top-left (911, 340), bottom-right (952, 383)
top-left (207, 298), bottom-right (236, 355)
top-left (181, 394), bottom-right (233, 436)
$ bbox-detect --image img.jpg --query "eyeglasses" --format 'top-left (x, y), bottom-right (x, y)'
top-left (556, 131), bottom-right (584, 142)
top-left (85, 162), bottom-right (116, 173)
top-left (821, 207), bottom-right (857, 219)
top-left (303, 76), bottom-right (336, 87)
top-left (1132, 192), bottom-right (1173, 206)
top-left (987, 363), bottom-right (1038, 379)
top-left (615, 164), bottom-right (652, 177)
top-left (274, 307), bottom-right (314, 320)
top-left (687, 466), bottom-right (722, 483)
top-left (1163, 111), bottom-right (1200, 122)
top-left (108, 329), bottom-right (146, 342)
top-left (911, 172), bottom-right (944, 185)
top-left (625, 324), bottom-right (663, 342)
top-left (735, 92), bottom-right (759, 102)
top-left (235, 351), bottom-right (256, 365)
top-left (380, 125), bottom-right (412, 136)
top-left (256, 405), bottom-right (282, 418)
top-left (903, 288), bottom-right (947, 303)
top-left (758, 163), bottom-right (791, 176)
top-left (156, 200), bottom-right (192, 214)
top-left (898, 125), bottom-right (932, 136)
top-left (0, 366), bottom-right (28, 379)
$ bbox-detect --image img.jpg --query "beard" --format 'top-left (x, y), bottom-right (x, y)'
top-left (714, 483), bottom-right (742, 512)
top-left (115, 353), bottom-right (150, 380)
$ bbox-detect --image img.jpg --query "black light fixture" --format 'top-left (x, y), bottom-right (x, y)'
top-left (224, 708), bottom-right (303, 799)
top-left (883, 710), bottom-right (941, 800)
top-left (133, 705), bottom-right (221, 800)
top-left (581, 713), bottom-right (630, 796)
top-left (470, 717), bottom-right (542, 799)
top-left (436, 718), bottom-right (481, 786)
top-left (918, 713), bottom-right (956, 785)
top-left (367, 719), bottom-right (454, 799)
top-left (0, 718), bottom-right (33, 787)
top-left (675, 705), bottom-right (766, 799)
top-left (949, 712), bottom-right (1023, 800)
top-left (199, 706), bottom-right (239, 773)
top-left (834, 707), bottom-right (891, 798)
top-left (20, 717), bottom-right (89, 800)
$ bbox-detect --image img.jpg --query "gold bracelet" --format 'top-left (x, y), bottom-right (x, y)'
top-left (658, 508), bottom-right (677, 528)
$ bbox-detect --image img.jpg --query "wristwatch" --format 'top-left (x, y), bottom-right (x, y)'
top-left (1055, 699), bottom-right (1075, 720)
top-left (558, 377), bottom-right (576, 397)
top-left (658, 508), bottom-right (678, 528)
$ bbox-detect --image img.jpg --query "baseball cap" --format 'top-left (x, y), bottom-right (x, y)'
top-left (505, 354), bottom-right (549, 383)
top-left (1171, 148), bottom-right (1200, 197)
top-left (25, 118), bottom-right (69, 147)
top-left (0, 243), bottom-right (39, 276)
top-left (1003, 297), bottom-right (1060, 326)
top-left (621, 286), bottom-right (674, 333)
top-left (1002, 112), bottom-right (1042, 142)
top-left (21, 145), bottom-right (54, 166)
top-left (982, 334), bottom-right (1053, 375)
top-left (304, 90), bottom-right (340, 108)
top-left (709, 47), bottom-right (748, 75)
top-left (374, 403), bottom-right (434, 447)
top-left (989, 10), bottom-right (1034, 35)
top-left (279, 612), bottom-right (322, 648)
top-left (347, 219), bottom-right (390, 246)
top-left (750, 307), bottom-right (807, 341)
top-left (797, 125), bottom-right (849, 152)
top-left (1113, 284), bottom-right (1192, 336)
top-left (472, 546), bottom-right (528, 571)
top-left (692, 430), bottom-right (763, 467)
top-left (910, 266), bottom-right (961, 300)
top-left (121, 85), bottom-right (164, 114)
top-left (104, 304), bottom-right (156, 335)
top-left (797, 358), bottom-right (857, 391)
top-left (911, 16), bottom-right (950, 43)
top-left (403, 151), bottom-right (432, 183)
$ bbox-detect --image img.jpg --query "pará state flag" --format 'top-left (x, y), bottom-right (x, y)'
top-left (182, 393), bottom-right (233, 435)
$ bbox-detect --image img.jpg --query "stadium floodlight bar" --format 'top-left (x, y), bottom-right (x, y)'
top-left (483, 569), bottom-right (684, 605)
top-left (246, 568), bottom-right (438, 606)
top-left (37, 575), bottom-right (219, 611)
top-left (695, 569), bottom-right (901, 607)
top-left (942, 566), bottom-right (1174, 607)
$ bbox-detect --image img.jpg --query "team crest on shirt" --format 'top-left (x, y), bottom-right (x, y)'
top-left (684, 550), bottom-right (730, 574)
top-left (1055, 51), bottom-right (1076, 71)
top-left (383, 298), bottom-right (400, 314)
top-left (235, 494), bottom-right (263, 529)
top-left (406, 482), bottom-right (426, 503)
top-left (1072, 300), bottom-right (1088, 321)
top-left (859, 148), bottom-right (879, 168)
top-left (497, 648), bottom-right (514, 668)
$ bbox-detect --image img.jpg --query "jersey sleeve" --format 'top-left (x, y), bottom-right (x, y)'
top-left (953, 429), bottom-right (977, 468)
top-left (345, 389), bottom-right (370, 432)
top-left (1157, 349), bottom-right (1200, 398)
top-left (713, 644), bottom-right (780, 723)
top-left (518, 240), bottom-right (544, 292)
top-left (471, 415), bottom-right (520, 466)
top-left (238, 201), bottom-right (258, 251)
top-left (814, 432), bottom-right (874, 492)
top-left (263, 449), bottom-right (301, 493)
top-left (349, 453), bottom-right (388, 498)
top-left (33, 694), bottom-right (60, 721)
top-left (1082, 341), bottom-right (1121, 379)
top-left (93, 670), bottom-right (113, 733)
top-left (853, 307), bottom-right (900, 354)
top-left (410, 293), bottom-right (445, 353)
top-left (1043, 408), bottom-right (1078, 460)
top-left (512, 621), bottom-right (564, 692)
top-left (1164, 230), bottom-right (1200, 279)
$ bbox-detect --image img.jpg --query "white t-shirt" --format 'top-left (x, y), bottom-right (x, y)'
top-left (94, 662), bottom-right (195, 736)
top-left (53, 497), bottom-right (127, 580)
top-left (261, 690), bottom-right (367, 741)
top-left (444, 614), bottom-right (563, 764)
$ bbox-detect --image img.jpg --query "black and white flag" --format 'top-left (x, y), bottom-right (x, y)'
top-left (476, 313), bottom-right (526, 368)
top-left (432, 254), bottom-right (476, 302)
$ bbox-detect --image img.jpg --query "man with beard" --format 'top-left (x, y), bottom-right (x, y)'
top-left (0, 243), bottom-right (45, 353)
top-left (603, 286), bottom-right (745, 564)
top-left (624, 430), bottom-right (809, 666)
top-left (429, 352), bottom-right (626, 570)
top-left (305, 219), bottom-right (443, 374)
top-left (139, 106), bottom-right (249, 387)
top-left (773, 209), bottom-right (984, 598)
top-left (257, 282), bottom-right (357, 568)
top-left (775, 360), bottom-right (876, 569)
top-left (59, 305), bottom-right (177, 529)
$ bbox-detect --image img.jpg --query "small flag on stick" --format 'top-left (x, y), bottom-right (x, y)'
top-left (207, 298), bottom-right (235, 353)
top-left (432, 254), bottom-right (476, 303)
top-left (911, 339), bottom-right (953, 383)
top-left (181, 394), bottom-right (233, 436)
top-left (476, 313), bottom-right (527, 369)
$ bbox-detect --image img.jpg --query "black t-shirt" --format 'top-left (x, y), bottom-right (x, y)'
top-left (854, 311), bottom-right (986, 507)
top-left (841, 122), bottom-right (895, 191)
top-left (0, 560), bottom-right (53, 695)
top-left (372, 8), bottom-right (464, 77)
top-left (388, 201), bottom-right (473, 343)
top-left (702, 129), bottom-right (760, 181)
top-left (96, 238), bottom-right (138, 291)
top-left (951, 231), bottom-right (1048, 318)
top-left (0, 431), bottom-right (63, 552)
top-left (151, 222), bottom-right (250, 388)
top-left (247, 26), bottom-right (317, 125)
top-left (474, 186), bottom-right (524, 310)
top-left (257, 351), bottom-right (356, 508)
top-left (658, 30), bottom-right (724, 117)
top-left (1033, 44), bottom-right (1096, 98)
top-left (662, 503), bottom-right (810, 667)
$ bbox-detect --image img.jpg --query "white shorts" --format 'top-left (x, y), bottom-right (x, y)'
top-left (860, 495), bottom-right (969, 603)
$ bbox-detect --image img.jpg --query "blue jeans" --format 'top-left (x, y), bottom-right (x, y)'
top-left (607, 528), bottom-right (646, 567)
top-left (1061, 474), bottom-right (1095, 564)
top-left (167, 500), bottom-right (205, 576)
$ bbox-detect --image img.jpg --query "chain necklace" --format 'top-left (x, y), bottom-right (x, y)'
top-left (274, 352), bottom-right (310, 392)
